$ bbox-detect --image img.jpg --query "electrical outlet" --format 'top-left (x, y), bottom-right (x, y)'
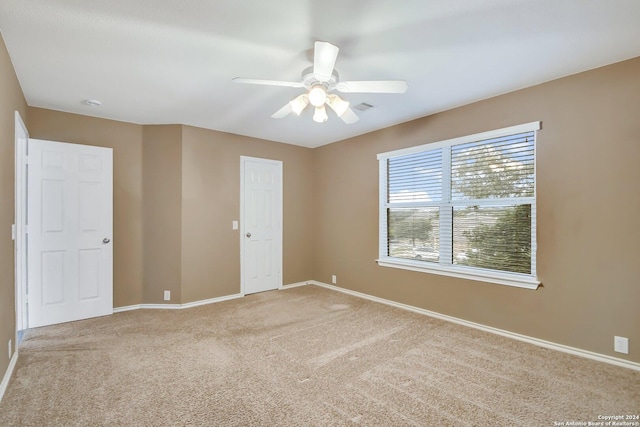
top-left (331, 275), bottom-right (337, 284)
top-left (163, 290), bottom-right (170, 301)
top-left (8, 339), bottom-right (12, 359)
top-left (614, 336), bottom-right (629, 354)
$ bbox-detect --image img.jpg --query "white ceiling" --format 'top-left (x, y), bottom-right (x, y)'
top-left (1, 0), bottom-right (640, 148)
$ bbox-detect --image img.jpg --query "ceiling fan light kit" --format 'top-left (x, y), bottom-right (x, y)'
top-left (327, 94), bottom-right (350, 117)
top-left (313, 105), bottom-right (328, 123)
top-left (308, 85), bottom-right (327, 107)
top-left (234, 41), bottom-right (408, 125)
top-left (290, 94), bottom-right (308, 115)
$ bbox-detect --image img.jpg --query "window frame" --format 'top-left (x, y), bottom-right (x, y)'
top-left (377, 122), bottom-right (541, 290)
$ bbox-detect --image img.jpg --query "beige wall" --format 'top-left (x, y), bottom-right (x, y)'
top-left (142, 125), bottom-right (183, 304)
top-left (140, 123), bottom-right (315, 304)
top-left (180, 125), bottom-right (314, 303)
top-left (313, 57), bottom-right (640, 363)
top-left (0, 32), bottom-right (27, 381)
top-left (27, 108), bottom-right (145, 308)
top-left (140, 124), bottom-right (315, 304)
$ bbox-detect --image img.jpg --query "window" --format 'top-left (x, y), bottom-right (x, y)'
top-left (378, 122), bottom-right (540, 289)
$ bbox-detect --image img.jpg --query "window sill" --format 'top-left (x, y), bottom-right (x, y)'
top-left (376, 257), bottom-right (540, 290)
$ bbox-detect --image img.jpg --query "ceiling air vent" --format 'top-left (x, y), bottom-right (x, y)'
top-left (353, 102), bottom-right (374, 112)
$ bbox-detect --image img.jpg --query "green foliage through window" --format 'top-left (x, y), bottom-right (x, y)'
top-left (453, 205), bottom-right (531, 274)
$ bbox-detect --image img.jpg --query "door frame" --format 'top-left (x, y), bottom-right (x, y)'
top-left (14, 111), bottom-right (28, 332)
top-left (239, 156), bottom-right (283, 296)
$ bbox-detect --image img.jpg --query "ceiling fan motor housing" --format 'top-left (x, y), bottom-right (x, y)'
top-left (301, 66), bottom-right (339, 91)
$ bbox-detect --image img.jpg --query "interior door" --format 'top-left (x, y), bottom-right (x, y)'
top-left (241, 156), bottom-right (282, 295)
top-left (27, 138), bottom-right (113, 328)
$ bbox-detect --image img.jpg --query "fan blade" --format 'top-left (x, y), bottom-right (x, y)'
top-left (271, 103), bottom-right (293, 119)
top-left (233, 77), bottom-right (304, 88)
top-left (336, 80), bottom-right (408, 93)
top-left (340, 107), bottom-right (360, 124)
top-left (313, 41), bottom-right (339, 82)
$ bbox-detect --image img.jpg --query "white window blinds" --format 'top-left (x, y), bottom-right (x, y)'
top-left (388, 149), bottom-right (442, 203)
top-left (378, 122), bottom-right (540, 289)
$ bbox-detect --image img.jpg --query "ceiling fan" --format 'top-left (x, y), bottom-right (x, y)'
top-left (233, 41), bottom-right (408, 124)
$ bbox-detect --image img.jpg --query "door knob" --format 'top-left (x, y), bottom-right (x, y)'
top-left (102, 238), bottom-right (111, 244)
top-left (245, 232), bottom-right (251, 238)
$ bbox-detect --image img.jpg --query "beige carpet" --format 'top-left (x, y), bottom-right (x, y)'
top-left (1, 285), bottom-right (638, 426)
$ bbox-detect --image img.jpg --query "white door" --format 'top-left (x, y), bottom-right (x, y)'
top-left (27, 139), bottom-right (113, 328)
top-left (241, 156), bottom-right (282, 295)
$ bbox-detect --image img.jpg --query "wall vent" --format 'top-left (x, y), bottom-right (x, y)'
top-left (353, 102), bottom-right (374, 111)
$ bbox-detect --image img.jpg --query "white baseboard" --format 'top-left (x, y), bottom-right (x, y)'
top-left (0, 351), bottom-right (18, 403)
top-left (113, 281), bottom-right (321, 313)
top-left (305, 280), bottom-right (640, 372)
top-left (114, 282), bottom-right (317, 313)
top-left (113, 303), bottom-right (177, 312)
top-left (280, 281), bottom-right (310, 289)
top-left (113, 293), bottom-right (244, 313)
